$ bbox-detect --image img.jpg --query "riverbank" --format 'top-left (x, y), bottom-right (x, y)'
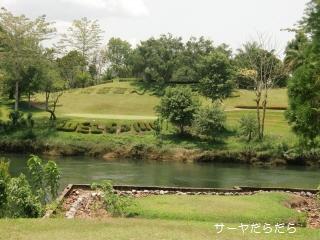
top-left (1, 137), bottom-right (320, 167)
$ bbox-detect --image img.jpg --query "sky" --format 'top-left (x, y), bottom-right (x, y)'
top-left (0, 0), bottom-right (309, 54)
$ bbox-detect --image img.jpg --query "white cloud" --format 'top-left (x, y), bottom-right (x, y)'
top-left (118, 0), bottom-right (149, 17)
top-left (60, 0), bottom-right (107, 9)
top-left (58, 0), bottom-right (149, 17)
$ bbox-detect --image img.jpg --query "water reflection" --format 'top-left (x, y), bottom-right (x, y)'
top-left (3, 154), bottom-right (320, 190)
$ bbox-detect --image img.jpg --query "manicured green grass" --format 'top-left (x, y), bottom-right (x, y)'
top-left (129, 193), bottom-right (306, 224)
top-left (0, 218), bottom-right (318, 240)
top-left (224, 88), bottom-right (288, 110)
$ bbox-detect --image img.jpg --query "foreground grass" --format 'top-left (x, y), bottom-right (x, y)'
top-left (129, 193), bottom-right (306, 224)
top-left (1, 218), bottom-right (319, 240)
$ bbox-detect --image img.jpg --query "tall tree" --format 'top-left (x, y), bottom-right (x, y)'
top-left (172, 36), bottom-right (215, 83)
top-left (0, 8), bottom-right (55, 110)
top-left (57, 51), bottom-right (86, 88)
top-left (106, 38), bottom-right (133, 78)
top-left (236, 39), bottom-right (283, 140)
top-left (58, 17), bottom-right (103, 62)
top-left (286, 0), bottom-right (320, 144)
top-left (284, 31), bottom-right (309, 73)
top-left (198, 51), bottom-right (234, 102)
top-left (131, 34), bottom-right (184, 84)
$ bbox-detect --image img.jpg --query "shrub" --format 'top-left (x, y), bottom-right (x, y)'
top-left (193, 104), bottom-right (226, 139)
top-left (144, 122), bottom-right (151, 131)
top-left (58, 122), bottom-right (78, 132)
top-left (91, 126), bottom-right (103, 134)
top-left (156, 86), bottom-right (200, 134)
top-left (238, 114), bottom-right (258, 142)
top-left (120, 124), bottom-right (131, 133)
top-left (138, 122), bottom-right (147, 131)
top-left (44, 161), bottom-right (60, 199)
top-left (91, 181), bottom-right (133, 217)
top-left (8, 111), bottom-right (24, 127)
top-left (236, 105), bottom-right (287, 110)
top-left (133, 123), bottom-right (140, 133)
top-left (81, 122), bottom-right (91, 126)
top-left (27, 155), bottom-right (45, 202)
top-left (6, 174), bottom-right (43, 218)
top-left (77, 129), bottom-right (90, 134)
top-left (106, 123), bottom-right (117, 134)
top-left (0, 161), bottom-right (10, 217)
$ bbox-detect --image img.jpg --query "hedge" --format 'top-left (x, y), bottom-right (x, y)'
top-left (133, 123), bottom-right (140, 133)
top-left (120, 124), bottom-right (131, 133)
top-left (106, 123), bottom-right (117, 134)
top-left (57, 122), bottom-right (78, 132)
top-left (235, 105), bottom-right (287, 110)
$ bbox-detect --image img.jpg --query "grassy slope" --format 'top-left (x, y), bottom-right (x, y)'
top-left (0, 83), bottom-right (295, 151)
top-left (1, 193), bottom-right (319, 240)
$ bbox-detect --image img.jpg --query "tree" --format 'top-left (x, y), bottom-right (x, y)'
top-left (156, 86), bottom-right (199, 134)
top-left (193, 104), bottom-right (226, 139)
top-left (57, 51), bottom-right (87, 88)
top-left (131, 34), bottom-right (184, 84)
top-left (106, 38), bottom-right (133, 78)
top-left (236, 39), bottom-right (283, 140)
top-left (172, 36), bottom-right (215, 83)
top-left (284, 31), bottom-right (309, 73)
top-left (286, 63), bottom-right (320, 144)
top-left (239, 114), bottom-right (258, 142)
top-left (58, 17), bottom-right (103, 62)
top-left (198, 51), bottom-right (234, 102)
top-left (39, 55), bottom-right (65, 120)
top-left (0, 8), bottom-right (55, 111)
top-left (285, 1), bottom-right (320, 144)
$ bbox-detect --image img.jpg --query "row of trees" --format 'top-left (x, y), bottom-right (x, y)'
top-left (0, 8), bottom-right (290, 115)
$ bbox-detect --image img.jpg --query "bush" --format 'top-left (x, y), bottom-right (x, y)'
top-left (8, 111), bottom-right (24, 127)
top-left (44, 161), bottom-right (60, 199)
top-left (133, 123), bottom-right (140, 133)
top-left (193, 105), bottom-right (226, 139)
top-left (91, 126), bottom-right (103, 134)
top-left (106, 123), bottom-right (117, 134)
top-left (6, 174), bottom-right (43, 218)
top-left (120, 124), bottom-right (131, 133)
top-left (156, 86), bottom-right (200, 134)
top-left (81, 122), bottom-right (91, 126)
top-left (236, 105), bottom-right (287, 110)
top-left (0, 161), bottom-right (10, 217)
top-left (91, 181), bottom-right (134, 217)
top-left (138, 122), bottom-right (147, 131)
top-left (58, 122), bottom-right (78, 132)
top-left (238, 114), bottom-right (258, 142)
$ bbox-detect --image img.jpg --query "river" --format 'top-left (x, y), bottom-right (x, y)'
top-left (2, 154), bottom-right (320, 190)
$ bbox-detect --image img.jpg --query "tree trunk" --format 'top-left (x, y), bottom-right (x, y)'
top-left (28, 92), bottom-right (31, 108)
top-left (14, 81), bottom-right (19, 111)
top-left (256, 97), bottom-right (262, 140)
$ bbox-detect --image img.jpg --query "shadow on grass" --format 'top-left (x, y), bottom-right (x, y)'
top-left (160, 129), bottom-right (236, 150)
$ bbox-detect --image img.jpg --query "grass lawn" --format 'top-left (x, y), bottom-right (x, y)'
top-left (29, 82), bottom-right (287, 118)
top-left (0, 82), bottom-right (295, 151)
top-left (1, 218), bottom-right (319, 240)
top-left (129, 192), bottom-right (306, 224)
top-left (2, 193), bottom-right (319, 240)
